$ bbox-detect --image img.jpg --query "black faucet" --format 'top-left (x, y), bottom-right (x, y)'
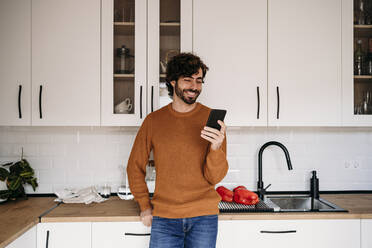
top-left (257, 141), bottom-right (293, 200)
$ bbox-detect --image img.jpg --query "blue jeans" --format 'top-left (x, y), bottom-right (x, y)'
top-left (149, 214), bottom-right (218, 248)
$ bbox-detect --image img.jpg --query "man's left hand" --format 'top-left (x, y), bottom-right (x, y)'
top-left (201, 120), bottom-right (226, 151)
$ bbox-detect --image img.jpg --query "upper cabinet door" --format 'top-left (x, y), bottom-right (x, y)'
top-left (101, 0), bottom-right (147, 126)
top-left (147, 0), bottom-right (193, 114)
top-left (268, 0), bottom-right (342, 126)
top-left (193, 0), bottom-right (268, 126)
top-left (32, 0), bottom-right (100, 126)
top-left (342, 0), bottom-right (372, 126)
top-left (0, 0), bottom-right (31, 126)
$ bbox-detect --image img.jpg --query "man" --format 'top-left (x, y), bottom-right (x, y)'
top-left (127, 53), bottom-right (228, 248)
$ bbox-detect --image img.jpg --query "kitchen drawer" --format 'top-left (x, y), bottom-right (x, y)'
top-left (92, 222), bottom-right (151, 248)
top-left (37, 222), bottom-right (91, 248)
top-left (217, 220), bottom-right (300, 248)
top-left (217, 219), bottom-right (360, 248)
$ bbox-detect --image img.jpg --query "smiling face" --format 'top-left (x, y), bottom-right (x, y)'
top-left (171, 68), bottom-right (204, 105)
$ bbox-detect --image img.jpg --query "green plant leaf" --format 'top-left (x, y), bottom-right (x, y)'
top-left (0, 190), bottom-right (11, 199)
top-left (22, 159), bottom-right (30, 166)
top-left (29, 178), bottom-right (38, 191)
top-left (8, 176), bottom-right (21, 191)
top-left (9, 161), bottom-right (22, 175)
top-left (0, 168), bottom-right (9, 181)
top-left (1, 162), bottom-right (13, 167)
top-left (20, 171), bottom-right (34, 178)
top-left (2, 158), bottom-right (38, 199)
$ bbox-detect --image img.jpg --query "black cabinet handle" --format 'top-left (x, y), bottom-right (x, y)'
top-left (276, 86), bottom-right (280, 119)
top-left (257, 86), bottom-right (260, 119)
top-left (151, 85), bottom-right (154, 113)
top-left (46, 230), bottom-right (49, 248)
top-left (260, 230), bottom-right (296, 234)
top-left (125, 232), bottom-right (151, 236)
top-left (39, 85), bottom-right (43, 119)
top-left (140, 85), bottom-right (143, 119)
top-left (18, 85), bottom-right (22, 119)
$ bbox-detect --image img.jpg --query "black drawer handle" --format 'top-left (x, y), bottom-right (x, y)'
top-left (18, 85), bottom-right (22, 119)
top-left (260, 230), bottom-right (296, 234)
top-left (140, 85), bottom-right (143, 119)
top-left (46, 230), bottom-right (50, 248)
top-left (125, 232), bottom-right (151, 236)
top-left (151, 85), bottom-right (154, 113)
top-left (276, 86), bottom-right (280, 119)
top-left (257, 86), bottom-right (260, 119)
top-left (39, 85), bottom-right (43, 119)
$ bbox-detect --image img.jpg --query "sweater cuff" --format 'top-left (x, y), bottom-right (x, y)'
top-left (137, 197), bottom-right (152, 212)
top-left (208, 146), bottom-right (225, 159)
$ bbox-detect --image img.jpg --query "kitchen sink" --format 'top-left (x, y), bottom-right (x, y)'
top-left (264, 195), bottom-right (348, 212)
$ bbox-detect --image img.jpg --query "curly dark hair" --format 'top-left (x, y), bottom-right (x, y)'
top-left (165, 53), bottom-right (209, 98)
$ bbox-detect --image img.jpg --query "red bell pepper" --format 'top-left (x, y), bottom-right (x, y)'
top-left (233, 185), bottom-right (247, 192)
top-left (216, 186), bottom-right (234, 202)
top-left (233, 186), bottom-right (260, 205)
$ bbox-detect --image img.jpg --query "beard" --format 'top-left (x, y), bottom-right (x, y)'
top-left (174, 81), bottom-right (201, 105)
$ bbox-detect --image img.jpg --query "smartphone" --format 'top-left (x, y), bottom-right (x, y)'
top-left (206, 109), bottom-right (227, 131)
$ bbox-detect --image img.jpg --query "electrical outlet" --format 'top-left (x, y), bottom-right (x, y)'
top-left (344, 160), bottom-right (360, 169)
top-left (351, 160), bottom-right (360, 169)
top-left (344, 161), bottom-right (351, 169)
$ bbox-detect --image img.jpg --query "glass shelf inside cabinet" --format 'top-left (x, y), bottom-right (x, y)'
top-left (159, 0), bottom-right (180, 108)
top-left (114, 0), bottom-right (135, 115)
top-left (353, 0), bottom-right (372, 115)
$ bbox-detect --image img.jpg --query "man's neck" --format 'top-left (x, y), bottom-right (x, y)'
top-left (171, 97), bottom-right (197, 113)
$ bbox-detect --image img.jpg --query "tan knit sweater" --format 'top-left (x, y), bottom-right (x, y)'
top-left (127, 102), bottom-right (228, 218)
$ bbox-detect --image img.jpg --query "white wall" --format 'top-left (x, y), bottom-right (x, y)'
top-left (0, 126), bottom-right (371, 194)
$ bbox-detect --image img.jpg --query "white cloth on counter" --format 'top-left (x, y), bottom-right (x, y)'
top-left (54, 186), bottom-right (106, 204)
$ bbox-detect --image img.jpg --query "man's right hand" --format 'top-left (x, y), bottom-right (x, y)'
top-left (140, 208), bottom-right (153, 227)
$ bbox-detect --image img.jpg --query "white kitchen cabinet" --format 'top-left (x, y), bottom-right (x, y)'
top-left (268, 0), bottom-right (342, 126)
top-left (6, 226), bottom-right (36, 248)
top-left (101, 0), bottom-right (192, 126)
top-left (342, 0), bottom-right (372, 126)
top-left (361, 219), bottom-right (372, 248)
top-left (194, 0), bottom-right (342, 127)
top-left (101, 0), bottom-right (147, 126)
top-left (37, 222), bottom-right (91, 248)
top-left (147, 0), bottom-right (193, 113)
top-left (92, 222), bottom-right (151, 248)
top-left (194, 0), bottom-right (268, 126)
top-left (31, 0), bottom-right (101, 126)
top-left (217, 219), bottom-right (360, 248)
top-left (0, 0), bottom-right (31, 126)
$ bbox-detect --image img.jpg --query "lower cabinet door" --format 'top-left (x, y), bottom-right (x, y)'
top-left (362, 219), bottom-right (372, 248)
top-left (217, 219), bottom-right (360, 248)
top-left (217, 220), bottom-right (300, 248)
top-left (6, 226), bottom-right (36, 248)
top-left (296, 219), bottom-right (360, 248)
top-left (92, 222), bottom-right (151, 248)
top-left (37, 223), bottom-right (91, 248)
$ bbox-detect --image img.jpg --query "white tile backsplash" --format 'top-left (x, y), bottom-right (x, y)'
top-left (0, 126), bottom-right (371, 194)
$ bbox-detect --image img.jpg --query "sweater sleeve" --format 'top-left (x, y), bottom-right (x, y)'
top-left (126, 115), bottom-right (153, 211)
top-left (203, 135), bottom-right (229, 185)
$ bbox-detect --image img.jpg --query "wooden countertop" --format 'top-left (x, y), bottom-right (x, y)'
top-left (0, 197), bottom-right (57, 248)
top-left (41, 196), bottom-right (142, 223)
top-left (41, 194), bottom-right (372, 222)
